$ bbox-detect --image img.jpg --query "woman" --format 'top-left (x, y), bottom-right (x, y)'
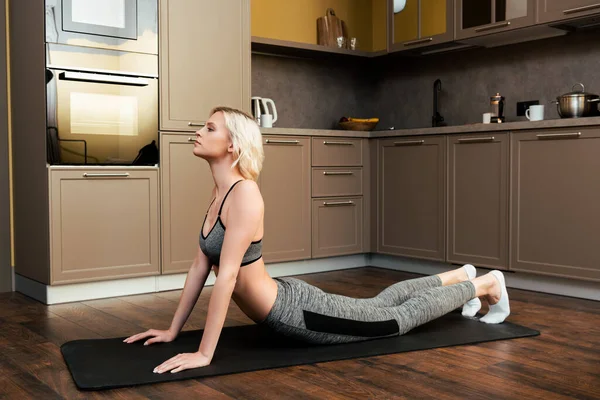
top-left (124, 106), bottom-right (510, 374)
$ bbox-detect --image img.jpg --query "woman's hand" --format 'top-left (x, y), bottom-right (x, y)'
top-left (153, 351), bottom-right (212, 374)
top-left (123, 329), bottom-right (177, 346)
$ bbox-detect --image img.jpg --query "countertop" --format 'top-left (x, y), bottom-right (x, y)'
top-left (259, 116), bottom-right (600, 138)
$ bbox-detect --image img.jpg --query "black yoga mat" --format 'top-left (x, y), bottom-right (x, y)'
top-left (61, 311), bottom-right (539, 391)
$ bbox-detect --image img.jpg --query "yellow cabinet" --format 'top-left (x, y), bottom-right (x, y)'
top-left (49, 168), bottom-right (160, 284)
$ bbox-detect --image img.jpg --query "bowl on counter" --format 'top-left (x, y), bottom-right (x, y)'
top-left (338, 118), bottom-right (379, 131)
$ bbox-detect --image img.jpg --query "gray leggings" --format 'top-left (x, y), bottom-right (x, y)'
top-left (261, 276), bottom-right (476, 344)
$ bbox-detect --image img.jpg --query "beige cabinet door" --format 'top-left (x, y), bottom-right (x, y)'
top-left (537, 0), bottom-right (600, 23)
top-left (312, 197), bottom-right (363, 258)
top-left (378, 136), bottom-right (446, 261)
top-left (258, 136), bottom-right (311, 263)
top-left (160, 0), bottom-right (251, 131)
top-left (160, 134), bottom-right (214, 274)
top-left (456, 0), bottom-right (535, 40)
top-left (448, 134), bottom-right (509, 269)
top-left (511, 128), bottom-right (600, 281)
top-left (49, 168), bottom-right (159, 284)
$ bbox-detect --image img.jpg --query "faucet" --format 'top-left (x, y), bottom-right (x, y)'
top-left (432, 79), bottom-right (446, 127)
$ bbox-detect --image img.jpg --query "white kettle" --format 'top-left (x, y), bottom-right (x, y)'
top-left (251, 96), bottom-right (278, 127)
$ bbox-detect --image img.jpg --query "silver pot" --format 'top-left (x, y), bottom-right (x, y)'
top-left (552, 83), bottom-right (600, 118)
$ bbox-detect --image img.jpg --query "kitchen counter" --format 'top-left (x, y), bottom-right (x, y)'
top-left (259, 116), bottom-right (600, 138)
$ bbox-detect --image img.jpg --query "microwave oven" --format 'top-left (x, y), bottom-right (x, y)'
top-left (45, 0), bottom-right (158, 55)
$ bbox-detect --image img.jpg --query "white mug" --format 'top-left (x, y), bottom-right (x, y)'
top-left (482, 113), bottom-right (492, 124)
top-left (526, 105), bottom-right (544, 121)
top-left (260, 114), bottom-right (273, 128)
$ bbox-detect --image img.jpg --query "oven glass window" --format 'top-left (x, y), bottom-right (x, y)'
top-left (62, 0), bottom-right (137, 40)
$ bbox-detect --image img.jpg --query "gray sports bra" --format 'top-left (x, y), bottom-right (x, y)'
top-left (199, 180), bottom-right (263, 267)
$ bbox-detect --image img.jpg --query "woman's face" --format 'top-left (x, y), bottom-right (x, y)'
top-left (193, 111), bottom-right (233, 160)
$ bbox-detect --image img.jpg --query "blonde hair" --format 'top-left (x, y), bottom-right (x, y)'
top-left (210, 106), bottom-right (264, 181)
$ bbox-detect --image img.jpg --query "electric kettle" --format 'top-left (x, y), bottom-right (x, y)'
top-left (251, 96), bottom-right (278, 127)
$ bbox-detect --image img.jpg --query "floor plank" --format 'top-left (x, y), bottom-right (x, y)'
top-left (0, 267), bottom-right (598, 399)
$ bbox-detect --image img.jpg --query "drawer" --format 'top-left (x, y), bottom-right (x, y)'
top-left (312, 167), bottom-right (363, 197)
top-left (312, 137), bottom-right (363, 166)
top-left (312, 197), bottom-right (363, 258)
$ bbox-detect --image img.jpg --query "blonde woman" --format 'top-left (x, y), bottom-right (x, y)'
top-left (124, 106), bottom-right (510, 374)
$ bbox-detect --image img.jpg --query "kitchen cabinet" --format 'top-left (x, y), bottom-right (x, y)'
top-left (390, 0), bottom-right (454, 52)
top-left (455, 0), bottom-right (535, 40)
top-left (537, 0), bottom-right (600, 24)
top-left (447, 133), bottom-right (509, 270)
top-left (49, 168), bottom-right (160, 284)
top-left (378, 136), bottom-right (446, 261)
top-left (510, 128), bottom-right (600, 282)
top-left (258, 136), bottom-right (311, 263)
top-left (160, 133), bottom-right (214, 274)
top-left (159, 0), bottom-right (250, 131)
top-left (312, 197), bottom-right (363, 258)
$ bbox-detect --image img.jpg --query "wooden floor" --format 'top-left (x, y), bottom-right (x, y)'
top-left (0, 267), bottom-right (599, 399)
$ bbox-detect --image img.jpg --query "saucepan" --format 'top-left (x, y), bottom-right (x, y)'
top-left (551, 83), bottom-right (599, 118)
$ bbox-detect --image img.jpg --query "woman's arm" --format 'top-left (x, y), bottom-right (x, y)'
top-left (167, 245), bottom-right (212, 336)
top-left (197, 181), bottom-right (264, 360)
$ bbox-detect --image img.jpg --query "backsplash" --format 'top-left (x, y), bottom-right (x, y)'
top-left (253, 29), bottom-right (600, 131)
top-left (251, 54), bottom-right (372, 129)
top-left (370, 29), bottom-right (600, 129)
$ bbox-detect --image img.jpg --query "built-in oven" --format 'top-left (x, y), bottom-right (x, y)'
top-left (45, 0), bottom-right (158, 55)
top-left (46, 43), bottom-right (158, 165)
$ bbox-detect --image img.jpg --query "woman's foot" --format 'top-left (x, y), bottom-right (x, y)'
top-left (479, 270), bottom-right (510, 324)
top-left (461, 264), bottom-right (482, 317)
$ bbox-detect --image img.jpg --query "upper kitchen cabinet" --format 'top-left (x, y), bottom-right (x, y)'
top-left (537, 1), bottom-right (600, 24)
top-left (390, 0), bottom-right (455, 53)
top-left (251, 0), bottom-right (388, 57)
top-left (455, 0), bottom-right (535, 40)
top-left (160, 0), bottom-right (251, 131)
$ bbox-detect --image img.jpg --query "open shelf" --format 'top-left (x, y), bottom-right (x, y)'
top-left (251, 36), bottom-right (386, 59)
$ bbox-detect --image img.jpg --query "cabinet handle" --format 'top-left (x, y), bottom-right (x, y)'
top-left (323, 200), bottom-right (354, 206)
top-left (323, 141), bottom-right (354, 145)
top-left (474, 21), bottom-right (511, 33)
top-left (536, 132), bottom-right (582, 139)
top-left (564, 3), bottom-right (600, 14)
top-left (393, 140), bottom-right (425, 146)
top-left (265, 139), bottom-right (299, 144)
top-left (188, 122), bottom-right (205, 127)
top-left (403, 37), bottom-right (433, 46)
top-left (323, 171), bottom-right (354, 175)
top-left (83, 173), bottom-right (130, 178)
top-left (187, 137), bottom-right (196, 142)
top-left (458, 136), bottom-right (495, 143)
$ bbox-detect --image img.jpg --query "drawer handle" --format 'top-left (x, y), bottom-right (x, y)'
top-left (536, 132), bottom-right (582, 139)
top-left (474, 21), bottom-right (511, 33)
top-left (188, 122), bottom-right (205, 127)
top-left (323, 141), bottom-right (354, 145)
top-left (458, 136), bottom-right (495, 143)
top-left (323, 200), bottom-right (354, 206)
top-left (265, 139), bottom-right (300, 144)
top-left (83, 173), bottom-right (130, 178)
top-left (323, 171), bottom-right (354, 176)
top-left (403, 37), bottom-right (433, 46)
top-left (393, 140), bottom-right (425, 146)
top-left (187, 137), bottom-right (196, 142)
top-left (564, 3), bottom-right (600, 14)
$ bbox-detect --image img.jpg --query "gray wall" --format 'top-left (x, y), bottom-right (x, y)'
top-left (0, 0), bottom-right (12, 293)
top-left (252, 54), bottom-right (373, 130)
top-left (252, 30), bottom-right (600, 131)
top-left (369, 30), bottom-right (600, 129)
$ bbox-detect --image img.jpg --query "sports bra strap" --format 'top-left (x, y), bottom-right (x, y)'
top-left (218, 179), bottom-right (244, 216)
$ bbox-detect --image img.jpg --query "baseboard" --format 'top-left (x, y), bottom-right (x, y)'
top-left (15, 254), bottom-right (369, 304)
top-left (369, 253), bottom-right (600, 301)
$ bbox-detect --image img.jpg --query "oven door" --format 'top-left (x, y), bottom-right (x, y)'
top-left (47, 68), bottom-right (158, 165)
top-left (45, 0), bottom-right (158, 55)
